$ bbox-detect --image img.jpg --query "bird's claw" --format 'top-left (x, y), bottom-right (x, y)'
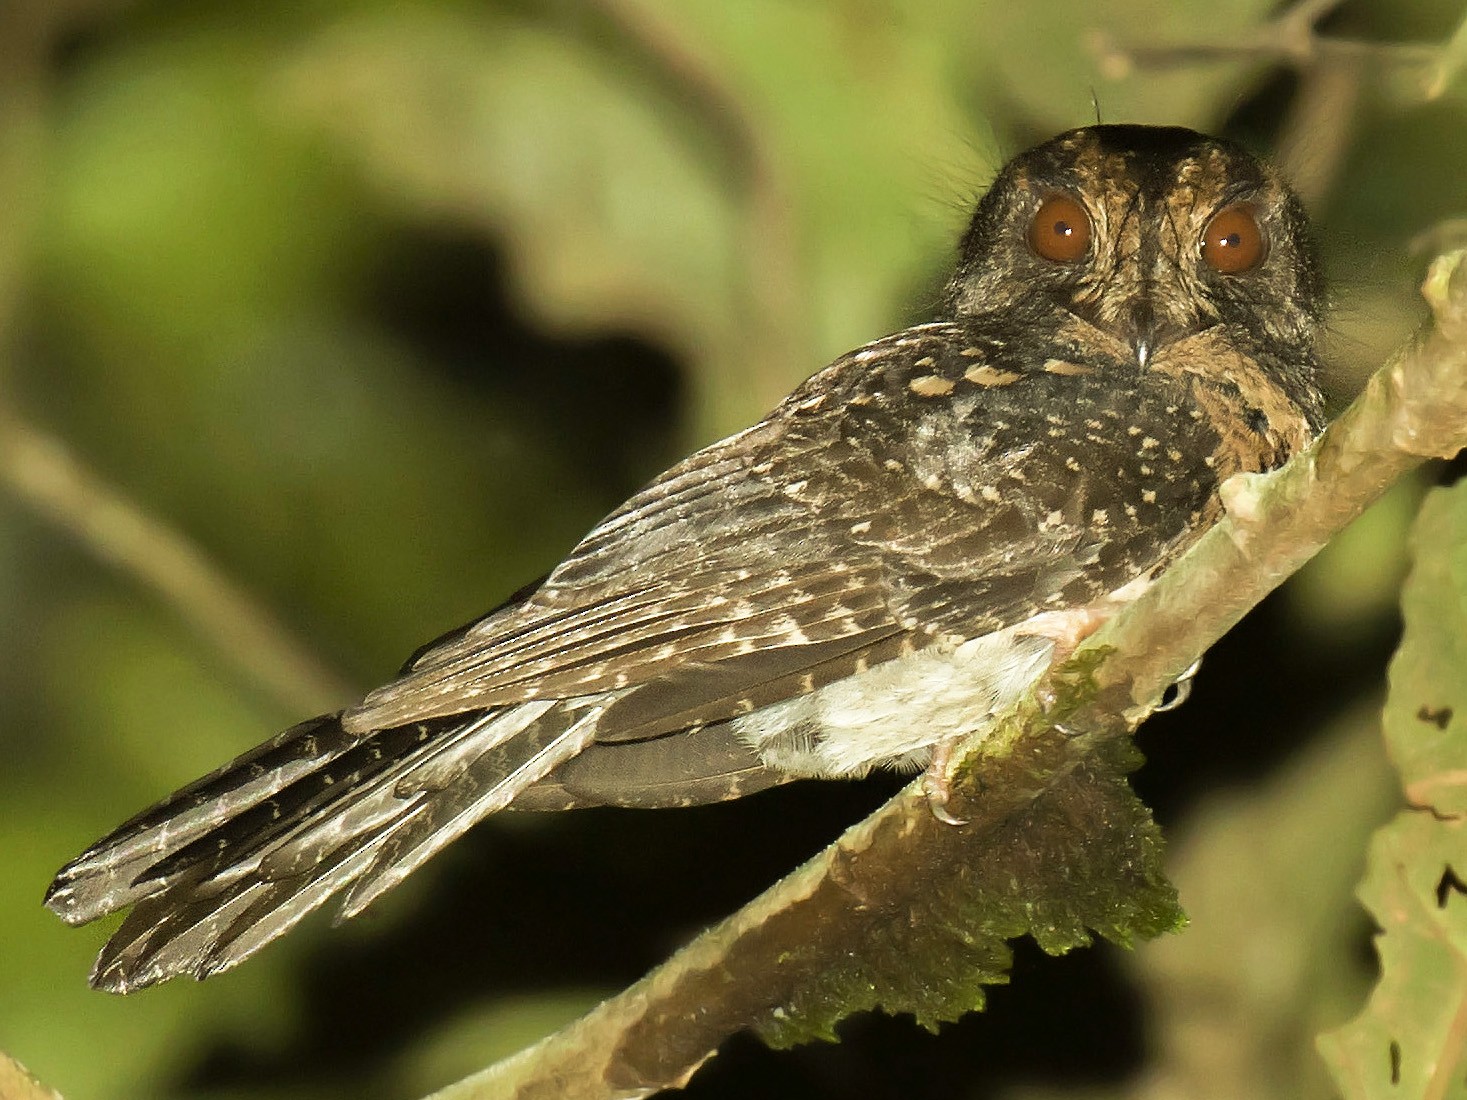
top-left (1155, 657), bottom-right (1202, 713)
top-left (923, 741), bottom-right (971, 826)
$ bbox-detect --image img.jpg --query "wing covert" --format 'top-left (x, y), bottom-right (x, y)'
top-left (345, 320), bottom-right (1223, 735)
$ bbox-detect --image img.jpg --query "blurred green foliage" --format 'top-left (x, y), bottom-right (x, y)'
top-left (1318, 483), bottom-right (1467, 1098)
top-left (0, 1), bottom-right (1463, 1098)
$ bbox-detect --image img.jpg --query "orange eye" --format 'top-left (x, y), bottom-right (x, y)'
top-left (1201, 204), bottom-right (1267, 274)
top-left (1027, 195), bottom-right (1092, 263)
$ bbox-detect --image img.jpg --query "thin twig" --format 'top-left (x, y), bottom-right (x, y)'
top-left (420, 247), bottom-right (1467, 1100)
top-left (1091, 0), bottom-right (1449, 104)
top-left (0, 0), bottom-right (352, 720)
top-left (1426, 8), bottom-right (1467, 99)
top-left (0, 409), bottom-right (354, 715)
top-left (1274, 52), bottom-right (1364, 209)
top-left (0, 1051), bottom-right (61, 1100)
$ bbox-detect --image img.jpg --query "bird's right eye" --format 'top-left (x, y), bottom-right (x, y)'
top-left (1027, 195), bottom-right (1092, 264)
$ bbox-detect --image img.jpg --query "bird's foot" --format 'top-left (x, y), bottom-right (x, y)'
top-left (923, 738), bottom-right (970, 826)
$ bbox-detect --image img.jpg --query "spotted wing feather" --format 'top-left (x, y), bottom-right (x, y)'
top-left (349, 322), bottom-right (1224, 734)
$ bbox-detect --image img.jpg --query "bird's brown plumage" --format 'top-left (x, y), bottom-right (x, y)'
top-left (47, 124), bottom-right (1327, 992)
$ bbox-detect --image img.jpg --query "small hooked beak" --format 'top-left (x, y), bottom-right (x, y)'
top-left (1122, 299), bottom-right (1187, 369)
top-left (1127, 300), bottom-right (1158, 368)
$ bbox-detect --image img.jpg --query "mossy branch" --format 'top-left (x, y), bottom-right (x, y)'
top-left (421, 254), bottom-right (1467, 1100)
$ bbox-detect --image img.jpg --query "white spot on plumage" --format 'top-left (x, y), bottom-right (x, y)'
top-left (964, 364), bottom-right (1021, 387)
top-left (780, 619), bottom-right (810, 644)
top-left (909, 375), bottom-right (956, 397)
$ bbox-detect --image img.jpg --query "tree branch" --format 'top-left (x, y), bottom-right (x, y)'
top-left (0, 408), bottom-right (354, 716)
top-left (0, 1051), bottom-right (60, 1100)
top-left (418, 252), bottom-right (1467, 1099)
top-left (0, 0), bottom-right (352, 719)
top-left (1088, 253), bottom-right (1467, 710)
top-left (1090, 0), bottom-right (1462, 108)
top-left (1091, 2), bottom-right (1467, 209)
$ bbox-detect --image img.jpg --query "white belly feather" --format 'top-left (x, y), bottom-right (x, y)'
top-left (728, 628), bottom-right (1055, 779)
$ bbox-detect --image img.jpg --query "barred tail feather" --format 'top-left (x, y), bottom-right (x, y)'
top-left (335, 702), bottom-right (605, 921)
top-left (44, 714), bottom-right (360, 926)
top-left (45, 699), bottom-right (607, 993)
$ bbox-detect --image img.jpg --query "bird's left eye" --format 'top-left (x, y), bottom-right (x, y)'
top-left (1028, 195), bottom-right (1092, 263)
top-left (1201, 204), bottom-right (1267, 274)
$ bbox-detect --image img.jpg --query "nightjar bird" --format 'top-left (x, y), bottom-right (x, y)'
top-left (48, 124), bottom-right (1327, 993)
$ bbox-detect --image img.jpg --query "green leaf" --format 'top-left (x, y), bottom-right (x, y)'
top-left (1317, 483), bottom-right (1467, 1098)
top-left (959, 0), bottom-right (1279, 133)
top-left (1380, 486), bottom-right (1467, 817)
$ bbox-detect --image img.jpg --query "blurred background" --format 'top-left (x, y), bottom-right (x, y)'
top-left (0, 1), bottom-right (1463, 1098)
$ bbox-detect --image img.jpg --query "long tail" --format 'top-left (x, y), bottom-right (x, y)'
top-left (45, 700), bottom-right (604, 993)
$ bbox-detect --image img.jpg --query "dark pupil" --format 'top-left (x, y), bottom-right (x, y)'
top-left (1220, 232), bottom-right (1240, 248)
top-left (1053, 220), bottom-right (1074, 238)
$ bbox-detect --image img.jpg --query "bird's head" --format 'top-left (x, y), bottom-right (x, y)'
top-left (943, 124), bottom-right (1324, 372)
